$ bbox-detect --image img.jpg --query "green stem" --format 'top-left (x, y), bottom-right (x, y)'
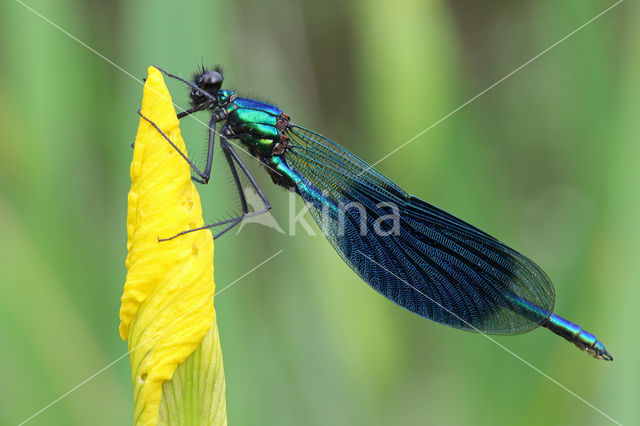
top-left (158, 320), bottom-right (227, 425)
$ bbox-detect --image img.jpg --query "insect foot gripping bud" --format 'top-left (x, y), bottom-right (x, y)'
top-left (120, 66), bottom-right (227, 426)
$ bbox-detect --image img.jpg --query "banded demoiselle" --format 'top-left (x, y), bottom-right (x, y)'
top-left (139, 65), bottom-right (613, 361)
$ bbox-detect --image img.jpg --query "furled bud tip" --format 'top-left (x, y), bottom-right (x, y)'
top-left (119, 66), bottom-right (226, 425)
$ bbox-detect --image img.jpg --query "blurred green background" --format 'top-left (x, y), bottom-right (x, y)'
top-left (0, 0), bottom-right (637, 425)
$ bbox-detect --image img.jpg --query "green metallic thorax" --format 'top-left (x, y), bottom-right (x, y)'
top-left (220, 90), bottom-right (283, 157)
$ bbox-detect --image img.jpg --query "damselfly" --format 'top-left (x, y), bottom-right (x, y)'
top-left (138, 65), bottom-right (613, 361)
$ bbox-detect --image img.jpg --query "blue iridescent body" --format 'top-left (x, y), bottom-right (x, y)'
top-left (151, 66), bottom-right (613, 361)
top-left (220, 92), bottom-right (283, 157)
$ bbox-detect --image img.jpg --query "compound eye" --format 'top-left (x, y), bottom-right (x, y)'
top-left (201, 71), bottom-right (223, 88)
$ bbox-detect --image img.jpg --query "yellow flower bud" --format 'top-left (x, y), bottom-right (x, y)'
top-left (120, 66), bottom-right (226, 425)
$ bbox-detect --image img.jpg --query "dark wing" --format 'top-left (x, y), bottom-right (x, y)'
top-left (282, 125), bottom-right (555, 334)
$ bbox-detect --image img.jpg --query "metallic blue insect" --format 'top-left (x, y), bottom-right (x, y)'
top-left (139, 65), bottom-right (613, 361)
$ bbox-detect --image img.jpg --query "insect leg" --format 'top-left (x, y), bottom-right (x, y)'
top-left (177, 103), bottom-right (208, 119)
top-left (137, 109), bottom-right (217, 184)
top-left (159, 127), bottom-right (271, 241)
top-left (152, 65), bottom-right (218, 105)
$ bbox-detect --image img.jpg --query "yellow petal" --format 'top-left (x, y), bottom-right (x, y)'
top-left (119, 66), bottom-right (219, 425)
